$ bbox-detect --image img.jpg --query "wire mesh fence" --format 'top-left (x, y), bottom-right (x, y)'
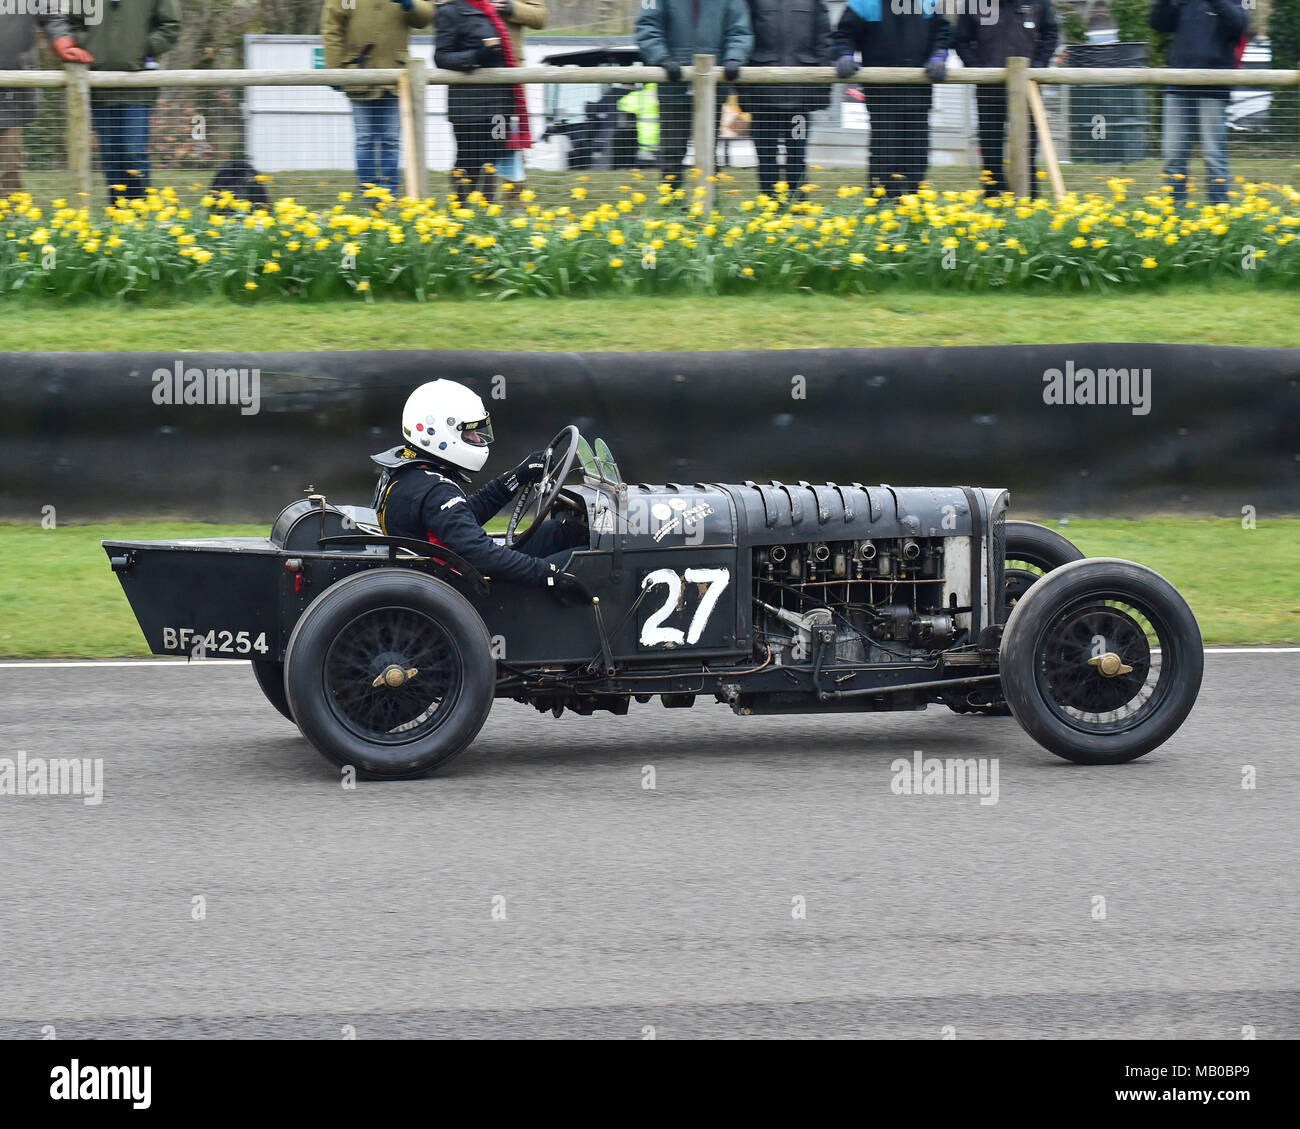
top-left (0, 59), bottom-right (1296, 212)
top-left (0, 79), bottom-right (63, 199)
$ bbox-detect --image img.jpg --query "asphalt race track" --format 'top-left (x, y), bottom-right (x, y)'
top-left (0, 653), bottom-right (1296, 1039)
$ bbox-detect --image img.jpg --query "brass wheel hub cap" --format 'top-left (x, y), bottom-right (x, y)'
top-left (1087, 651), bottom-right (1133, 678)
top-left (372, 664), bottom-right (419, 689)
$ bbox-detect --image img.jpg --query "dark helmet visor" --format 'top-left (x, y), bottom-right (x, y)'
top-left (460, 416), bottom-right (494, 447)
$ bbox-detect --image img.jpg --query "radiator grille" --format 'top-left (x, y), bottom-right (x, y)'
top-left (992, 509), bottom-right (1007, 624)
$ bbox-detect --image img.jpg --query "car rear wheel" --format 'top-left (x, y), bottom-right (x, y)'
top-left (1000, 557), bottom-right (1203, 765)
top-left (284, 569), bottom-right (495, 778)
top-left (251, 660), bottom-right (294, 722)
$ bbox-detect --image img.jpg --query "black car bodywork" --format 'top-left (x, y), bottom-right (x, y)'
top-left (104, 431), bottom-right (1204, 776)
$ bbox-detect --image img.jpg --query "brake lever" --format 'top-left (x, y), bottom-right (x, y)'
top-left (563, 572), bottom-right (615, 677)
top-left (590, 593), bottom-right (617, 677)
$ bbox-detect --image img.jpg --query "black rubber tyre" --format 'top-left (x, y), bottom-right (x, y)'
top-left (1004, 520), bottom-right (1085, 611)
top-left (251, 660), bottom-right (294, 723)
top-left (284, 569), bottom-right (495, 778)
top-left (1000, 557), bottom-right (1203, 765)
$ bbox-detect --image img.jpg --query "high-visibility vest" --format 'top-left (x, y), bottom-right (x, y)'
top-left (617, 84), bottom-right (660, 151)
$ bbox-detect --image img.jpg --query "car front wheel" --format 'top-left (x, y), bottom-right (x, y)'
top-left (999, 557), bottom-right (1203, 765)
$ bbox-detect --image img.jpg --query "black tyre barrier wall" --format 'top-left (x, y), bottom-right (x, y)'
top-left (1, 345), bottom-right (1297, 522)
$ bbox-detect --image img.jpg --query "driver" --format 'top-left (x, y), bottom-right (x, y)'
top-left (370, 380), bottom-right (588, 594)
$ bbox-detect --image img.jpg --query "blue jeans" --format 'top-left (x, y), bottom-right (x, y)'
top-left (91, 103), bottom-right (152, 198)
top-left (1162, 93), bottom-right (1229, 206)
top-left (352, 93), bottom-right (401, 194)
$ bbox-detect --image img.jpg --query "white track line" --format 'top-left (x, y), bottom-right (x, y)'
top-left (2, 648), bottom-right (1299, 669)
top-left (0, 660), bottom-right (246, 668)
top-left (1201, 647), bottom-right (1300, 655)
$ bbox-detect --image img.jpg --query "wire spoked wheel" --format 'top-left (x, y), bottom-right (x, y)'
top-left (1036, 599), bottom-right (1159, 732)
top-left (285, 570), bottom-right (495, 778)
top-left (1000, 558), bottom-right (1202, 765)
top-left (1004, 521), bottom-right (1085, 612)
top-left (322, 607), bottom-right (462, 744)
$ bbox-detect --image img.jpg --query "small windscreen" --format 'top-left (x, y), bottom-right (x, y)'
top-left (576, 435), bottom-right (599, 478)
top-left (594, 438), bottom-right (621, 485)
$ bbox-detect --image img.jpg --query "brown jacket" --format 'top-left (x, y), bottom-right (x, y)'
top-left (322, 0), bottom-right (434, 99)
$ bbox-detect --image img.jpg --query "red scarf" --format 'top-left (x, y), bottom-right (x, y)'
top-left (467, 0), bottom-right (531, 150)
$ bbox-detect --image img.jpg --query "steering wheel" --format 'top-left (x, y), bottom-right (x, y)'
top-left (505, 425), bottom-right (581, 549)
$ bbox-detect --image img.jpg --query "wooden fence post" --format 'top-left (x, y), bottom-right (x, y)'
top-left (1006, 56), bottom-right (1030, 198)
top-left (691, 53), bottom-right (717, 211)
top-left (1027, 80), bottom-right (1066, 201)
top-left (401, 56), bottom-right (427, 198)
top-left (64, 64), bottom-right (93, 202)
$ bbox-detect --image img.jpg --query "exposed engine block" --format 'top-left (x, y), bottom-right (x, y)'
top-left (752, 537), bottom-right (965, 667)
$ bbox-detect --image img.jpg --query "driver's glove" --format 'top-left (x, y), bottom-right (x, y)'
top-left (546, 565), bottom-right (588, 606)
top-left (504, 450), bottom-right (546, 493)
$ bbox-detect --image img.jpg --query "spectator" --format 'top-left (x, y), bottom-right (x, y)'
top-left (832, 0), bottom-right (950, 198)
top-left (635, 0), bottom-right (753, 187)
top-left (587, 82), bottom-right (634, 167)
top-left (953, 1), bottom-right (1058, 198)
top-left (0, 11), bottom-right (39, 196)
top-left (436, 0), bottom-right (533, 201)
top-left (618, 82), bottom-right (661, 166)
top-left (1149, 0), bottom-right (1251, 206)
top-left (494, 0), bottom-right (547, 190)
top-left (322, 0), bottom-right (433, 197)
top-left (737, 0), bottom-right (834, 196)
top-left (42, 0), bottom-right (182, 200)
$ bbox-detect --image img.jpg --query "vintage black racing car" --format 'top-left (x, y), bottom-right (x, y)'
top-left (104, 429), bottom-right (1203, 778)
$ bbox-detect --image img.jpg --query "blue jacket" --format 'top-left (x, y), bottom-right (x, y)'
top-left (635, 0), bottom-right (754, 84)
top-left (372, 448), bottom-right (552, 587)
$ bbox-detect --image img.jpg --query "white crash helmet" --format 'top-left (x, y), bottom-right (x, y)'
top-left (401, 379), bottom-right (494, 473)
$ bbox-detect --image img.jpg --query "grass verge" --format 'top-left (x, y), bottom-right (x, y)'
top-left (0, 286), bottom-right (1295, 352)
top-left (2, 517), bottom-right (1294, 658)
